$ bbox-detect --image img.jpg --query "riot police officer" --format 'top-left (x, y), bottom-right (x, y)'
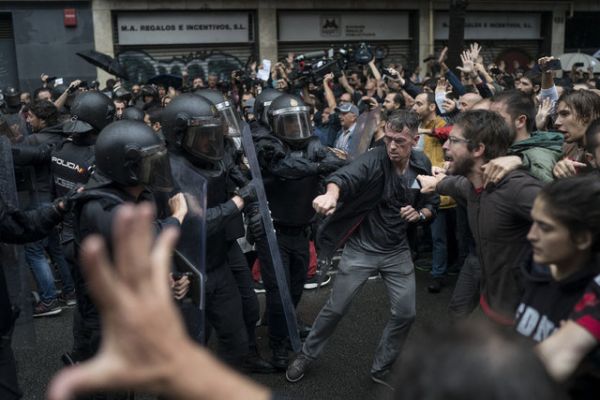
top-left (162, 93), bottom-right (273, 372)
top-left (1, 87), bottom-right (28, 140)
top-left (72, 120), bottom-right (187, 399)
top-left (51, 92), bottom-right (115, 264)
top-left (251, 88), bottom-right (284, 137)
top-left (252, 93), bottom-right (346, 369)
top-left (52, 92), bottom-right (116, 345)
top-left (193, 89), bottom-right (275, 372)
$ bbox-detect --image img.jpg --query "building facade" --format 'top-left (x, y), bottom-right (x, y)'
top-left (1, 0), bottom-right (598, 89)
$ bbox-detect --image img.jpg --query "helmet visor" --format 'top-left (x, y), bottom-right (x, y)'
top-left (216, 101), bottom-right (242, 137)
top-left (272, 107), bottom-right (312, 142)
top-left (134, 144), bottom-right (173, 192)
top-left (182, 117), bottom-right (225, 161)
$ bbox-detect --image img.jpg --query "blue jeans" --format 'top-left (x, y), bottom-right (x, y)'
top-left (25, 226), bottom-right (74, 302)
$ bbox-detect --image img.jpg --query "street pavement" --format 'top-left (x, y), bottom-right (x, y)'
top-left (15, 267), bottom-right (458, 400)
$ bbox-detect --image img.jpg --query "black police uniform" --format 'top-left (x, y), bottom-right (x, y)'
top-left (72, 120), bottom-right (175, 399)
top-left (252, 94), bottom-right (346, 367)
top-left (169, 146), bottom-right (250, 367)
top-left (162, 93), bottom-right (260, 369)
top-left (0, 197), bottom-right (64, 400)
top-left (222, 139), bottom-right (263, 354)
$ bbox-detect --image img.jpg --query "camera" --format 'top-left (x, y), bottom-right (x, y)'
top-left (288, 42), bottom-right (388, 88)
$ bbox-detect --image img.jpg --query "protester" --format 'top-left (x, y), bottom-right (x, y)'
top-left (5, 38), bottom-right (600, 400)
top-left (47, 205), bottom-right (567, 400)
top-left (12, 100), bottom-right (75, 316)
top-left (418, 110), bottom-right (543, 324)
top-left (286, 110), bottom-right (438, 387)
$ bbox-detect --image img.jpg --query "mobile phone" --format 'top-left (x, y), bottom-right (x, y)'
top-left (573, 62), bottom-right (585, 69)
top-left (542, 59), bottom-right (562, 71)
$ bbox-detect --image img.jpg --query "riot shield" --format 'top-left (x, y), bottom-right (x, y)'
top-left (348, 106), bottom-right (381, 160)
top-left (169, 154), bottom-right (207, 344)
top-left (240, 121), bottom-right (302, 352)
top-left (0, 135), bottom-right (35, 349)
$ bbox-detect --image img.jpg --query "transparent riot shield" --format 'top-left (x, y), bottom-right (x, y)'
top-left (0, 135), bottom-right (35, 349)
top-left (169, 154), bottom-right (207, 345)
top-left (348, 106), bottom-right (381, 160)
top-left (240, 121), bottom-right (302, 352)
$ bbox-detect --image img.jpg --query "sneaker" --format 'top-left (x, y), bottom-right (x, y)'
top-left (303, 273), bottom-right (332, 290)
top-left (59, 291), bottom-right (77, 307)
top-left (286, 353), bottom-right (313, 383)
top-left (371, 369), bottom-right (394, 390)
top-left (253, 280), bottom-right (266, 294)
top-left (427, 277), bottom-right (444, 294)
top-left (33, 299), bottom-right (62, 317)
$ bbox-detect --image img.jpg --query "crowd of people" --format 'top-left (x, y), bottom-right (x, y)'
top-left (1, 40), bottom-right (600, 399)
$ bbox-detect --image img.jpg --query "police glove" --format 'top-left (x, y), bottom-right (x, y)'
top-left (244, 206), bottom-right (265, 245)
top-left (317, 159), bottom-right (346, 174)
top-left (236, 180), bottom-right (258, 203)
top-left (53, 187), bottom-right (82, 215)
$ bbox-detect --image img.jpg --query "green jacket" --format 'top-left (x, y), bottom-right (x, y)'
top-left (509, 131), bottom-right (564, 183)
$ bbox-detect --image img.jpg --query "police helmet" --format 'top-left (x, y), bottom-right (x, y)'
top-left (161, 93), bottom-right (226, 162)
top-left (95, 120), bottom-right (172, 191)
top-left (121, 107), bottom-right (145, 122)
top-left (254, 88), bottom-right (284, 128)
top-left (194, 89), bottom-right (241, 136)
top-left (4, 87), bottom-right (21, 109)
top-left (64, 91), bottom-right (115, 134)
top-left (267, 94), bottom-right (312, 144)
top-left (141, 85), bottom-right (159, 102)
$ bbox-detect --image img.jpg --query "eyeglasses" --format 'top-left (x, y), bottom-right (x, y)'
top-left (446, 135), bottom-right (470, 145)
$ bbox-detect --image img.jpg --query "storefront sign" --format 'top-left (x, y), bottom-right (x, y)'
top-left (435, 13), bottom-right (541, 40)
top-left (279, 11), bottom-right (409, 42)
top-left (117, 12), bottom-right (251, 45)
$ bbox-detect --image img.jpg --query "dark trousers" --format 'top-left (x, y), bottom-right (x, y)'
top-left (448, 253), bottom-right (481, 321)
top-left (0, 328), bottom-right (21, 400)
top-left (227, 242), bottom-right (260, 350)
top-left (255, 228), bottom-right (309, 344)
top-left (204, 264), bottom-right (249, 366)
top-left (1, 261), bottom-right (21, 400)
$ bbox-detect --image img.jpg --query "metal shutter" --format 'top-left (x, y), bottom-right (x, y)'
top-left (114, 45), bottom-right (257, 84)
top-left (277, 40), bottom-right (413, 66)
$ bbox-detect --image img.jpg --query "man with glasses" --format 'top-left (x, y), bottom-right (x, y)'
top-left (286, 110), bottom-right (439, 388)
top-left (417, 110), bottom-right (542, 326)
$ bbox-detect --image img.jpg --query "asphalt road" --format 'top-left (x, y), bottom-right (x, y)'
top-left (15, 267), bottom-right (457, 400)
